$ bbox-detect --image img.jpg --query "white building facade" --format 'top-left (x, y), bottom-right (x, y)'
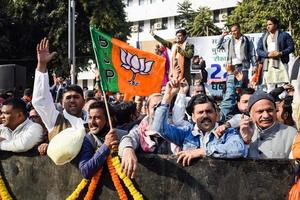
top-left (124, 0), bottom-right (240, 51)
top-left (77, 0), bottom-right (241, 90)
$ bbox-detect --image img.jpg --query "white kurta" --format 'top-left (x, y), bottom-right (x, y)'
top-left (0, 119), bottom-right (43, 152)
top-left (263, 35), bottom-right (289, 84)
top-left (32, 70), bottom-right (86, 132)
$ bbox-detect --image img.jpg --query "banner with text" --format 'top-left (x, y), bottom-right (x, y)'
top-left (187, 33), bottom-right (262, 96)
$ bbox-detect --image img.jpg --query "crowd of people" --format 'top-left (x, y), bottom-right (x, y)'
top-left (1, 16), bottom-right (300, 181)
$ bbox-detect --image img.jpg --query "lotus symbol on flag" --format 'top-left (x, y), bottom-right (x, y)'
top-left (120, 48), bottom-right (154, 86)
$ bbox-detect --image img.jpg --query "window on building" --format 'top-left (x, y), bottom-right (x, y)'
top-left (127, 0), bottom-right (133, 6)
top-left (162, 17), bottom-right (168, 30)
top-left (213, 9), bottom-right (220, 23)
top-left (138, 21), bottom-right (144, 32)
top-left (218, 9), bottom-right (228, 22)
top-left (150, 19), bottom-right (156, 30)
top-left (139, 0), bottom-right (145, 5)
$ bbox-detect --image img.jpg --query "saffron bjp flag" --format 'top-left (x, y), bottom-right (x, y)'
top-left (90, 27), bottom-right (166, 96)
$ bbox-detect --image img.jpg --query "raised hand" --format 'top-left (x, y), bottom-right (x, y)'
top-left (239, 114), bottom-right (254, 144)
top-left (36, 38), bottom-right (57, 73)
top-left (179, 78), bottom-right (189, 94)
top-left (162, 79), bottom-right (180, 104)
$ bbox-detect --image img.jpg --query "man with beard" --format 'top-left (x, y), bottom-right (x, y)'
top-left (151, 79), bottom-right (247, 166)
top-left (76, 101), bottom-right (126, 179)
top-left (240, 90), bottom-right (297, 158)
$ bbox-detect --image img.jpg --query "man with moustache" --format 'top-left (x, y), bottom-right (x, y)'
top-left (240, 90), bottom-right (297, 158)
top-left (32, 38), bottom-right (87, 142)
top-left (76, 101), bottom-right (126, 179)
top-left (217, 23), bottom-right (256, 88)
top-left (150, 79), bottom-right (247, 166)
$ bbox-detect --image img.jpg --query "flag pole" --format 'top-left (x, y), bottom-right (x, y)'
top-left (90, 27), bottom-right (113, 129)
top-left (101, 83), bottom-right (113, 129)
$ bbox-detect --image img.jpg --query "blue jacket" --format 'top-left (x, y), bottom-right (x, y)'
top-left (76, 129), bottom-right (127, 179)
top-left (76, 135), bottom-right (110, 179)
top-left (257, 31), bottom-right (294, 64)
top-left (151, 104), bottom-right (247, 158)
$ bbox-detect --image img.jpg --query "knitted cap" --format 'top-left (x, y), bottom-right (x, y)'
top-left (248, 90), bottom-right (275, 112)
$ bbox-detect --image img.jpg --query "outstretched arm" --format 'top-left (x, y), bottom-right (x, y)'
top-left (150, 30), bottom-right (173, 50)
top-left (32, 38), bottom-right (59, 132)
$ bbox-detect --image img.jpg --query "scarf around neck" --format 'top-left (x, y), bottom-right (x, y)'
top-left (262, 30), bottom-right (280, 71)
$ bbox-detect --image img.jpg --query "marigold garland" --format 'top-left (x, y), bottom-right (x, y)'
top-left (84, 167), bottom-right (103, 200)
top-left (0, 174), bottom-right (12, 200)
top-left (67, 152), bottom-right (144, 200)
top-left (111, 154), bottom-right (144, 200)
top-left (107, 155), bottom-right (128, 200)
top-left (66, 179), bottom-right (89, 200)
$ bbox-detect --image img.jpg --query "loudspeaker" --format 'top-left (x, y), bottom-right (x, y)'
top-left (0, 64), bottom-right (26, 91)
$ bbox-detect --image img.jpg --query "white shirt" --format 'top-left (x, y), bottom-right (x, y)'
top-left (232, 39), bottom-right (242, 65)
top-left (32, 70), bottom-right (86, 132)
top-left (0, 119), bottom-right (43, 152)
top-left (192, 124), bottom-right (218, 149)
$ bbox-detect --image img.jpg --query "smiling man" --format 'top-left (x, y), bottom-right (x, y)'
top-left (150, 79), bottom-right (247, 167)
top-left (240, 90), bottom-right (297, 159)
top-left (76, 101), bottom-right (126, 179)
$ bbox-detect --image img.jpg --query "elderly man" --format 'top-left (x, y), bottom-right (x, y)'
top-left (0, 98), bottom-right (43, 152)
top-left (240, 90), bottom-right (297, 158)
top-left (151, 79), bottom-right (247, 166)
top-left (32, 38), bottom-right (87, 142)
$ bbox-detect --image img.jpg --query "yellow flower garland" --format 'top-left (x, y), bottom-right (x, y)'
top-left (111, 154), bottom-right (143, 200)
top-left (67, 152), bottom-right (144, 200)
top-left (0, 174), bottom-right (12, 200)
top-left (66, 179), bottom-right (89, 200)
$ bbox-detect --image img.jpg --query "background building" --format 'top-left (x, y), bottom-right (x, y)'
top-left (77, 0), bottom-right (241, 90)
top-left (124, 0), bottom-right (240, 52)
